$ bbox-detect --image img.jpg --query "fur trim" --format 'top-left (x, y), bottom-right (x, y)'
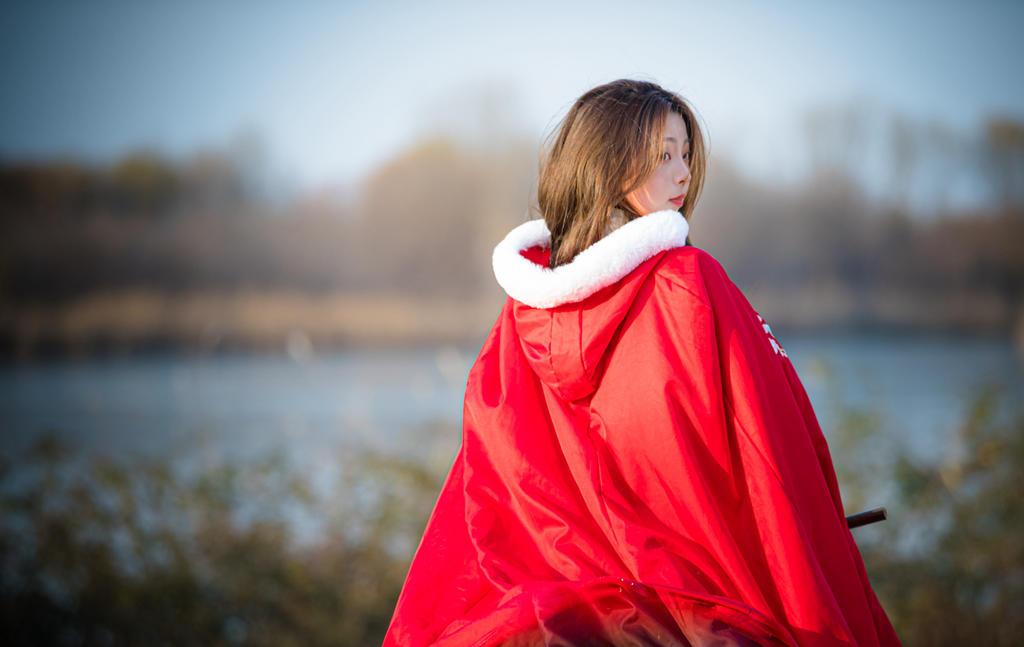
top-left (492, 209), bottom-right (689, 308)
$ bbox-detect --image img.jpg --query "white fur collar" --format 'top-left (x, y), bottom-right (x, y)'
top-left (491, 209), bottom-right (689, 308)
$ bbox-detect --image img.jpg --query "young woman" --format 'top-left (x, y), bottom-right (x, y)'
top-left (383, 80), bottom-right (901, 647)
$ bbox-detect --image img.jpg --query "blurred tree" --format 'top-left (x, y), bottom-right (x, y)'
top-left (886, 114), bottom-right (920, 213)
top-left (109, 152), bottom-right (182, 217)
top-left (983, 117), bottom-right (1024, 212)
top-left (2, 101), bottom-right (1023, 352)
top-left (351, 133), bottom-right (533, 300)
top-left (802, 102), bottom-right (870, 187)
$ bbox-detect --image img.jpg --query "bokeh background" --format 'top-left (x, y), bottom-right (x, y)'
top-left (1, 1), bottom-right (1022, 645)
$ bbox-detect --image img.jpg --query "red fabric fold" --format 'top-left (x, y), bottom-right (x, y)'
top-left (383, 246), bottom-right (900, 647)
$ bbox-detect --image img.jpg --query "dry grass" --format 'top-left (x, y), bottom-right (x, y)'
top-left (3, 281), bottom-right (1014, 360)
top-left (2, 289), bottom-right (506, 358)
top-left (747, 285), bottom-right (1014, 333)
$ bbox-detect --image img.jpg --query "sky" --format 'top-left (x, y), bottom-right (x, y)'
top-left (1, 0), bottom-right (1022, 204)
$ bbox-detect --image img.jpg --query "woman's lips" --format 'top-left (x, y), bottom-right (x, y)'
top-left (669, 194), bottom-right (685, 206)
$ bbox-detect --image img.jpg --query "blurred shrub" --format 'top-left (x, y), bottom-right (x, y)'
top-left (1, 391), bottom-right (1022, 646)
top-left (0, 437), bottom-right (445, 646)
top-left (831, 387), bottom-right (1024, 647)
top-left (866, 390), bottom-right (1024, 646)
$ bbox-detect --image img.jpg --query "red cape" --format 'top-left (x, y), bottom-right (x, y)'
top-left (384, 212), bottom-right (900, 646)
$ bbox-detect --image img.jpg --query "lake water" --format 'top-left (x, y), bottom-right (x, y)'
top-left (1, 334), bottom-right (1021, 472)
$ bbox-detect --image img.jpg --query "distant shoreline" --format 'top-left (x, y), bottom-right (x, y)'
top-left (0, 289), bottom-right (501, 361)
top-left (2, 287), bottom-right (1020, 362)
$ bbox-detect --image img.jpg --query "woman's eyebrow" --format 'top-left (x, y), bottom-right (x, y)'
top-left (664, 136), bottom-right (692, 144)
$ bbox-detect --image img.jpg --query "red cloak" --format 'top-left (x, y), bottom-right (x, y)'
top-left (383, 211), bottom-right (900, 646)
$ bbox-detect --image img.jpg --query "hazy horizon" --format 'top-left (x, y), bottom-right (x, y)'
top-left (2, 0), bottom-right (1023, 211)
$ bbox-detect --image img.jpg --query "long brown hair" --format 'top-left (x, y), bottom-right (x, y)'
top-left (538, 79), bottom-right (707, 267)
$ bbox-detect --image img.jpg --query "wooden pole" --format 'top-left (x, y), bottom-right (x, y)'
top-left (846, 507), bottom-right (887, 529)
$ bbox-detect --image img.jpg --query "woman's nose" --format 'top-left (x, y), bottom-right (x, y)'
top-left (676, 160), bottom-right (691, 184)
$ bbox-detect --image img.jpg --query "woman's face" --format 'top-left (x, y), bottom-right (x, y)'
top-left (625, 111), bottom-right (692, 215)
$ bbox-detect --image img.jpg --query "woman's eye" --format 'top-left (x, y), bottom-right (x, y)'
top-left (661, 152), bottom-right (671, 162)
top-left (682, 151), bottom-right (692, 162)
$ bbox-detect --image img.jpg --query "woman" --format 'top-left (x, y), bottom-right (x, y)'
top-left (383, 79), bottom-right (901, 647)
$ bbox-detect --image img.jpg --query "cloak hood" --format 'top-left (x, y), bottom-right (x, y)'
top-left (491, 210), bottom-right (688, 401)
